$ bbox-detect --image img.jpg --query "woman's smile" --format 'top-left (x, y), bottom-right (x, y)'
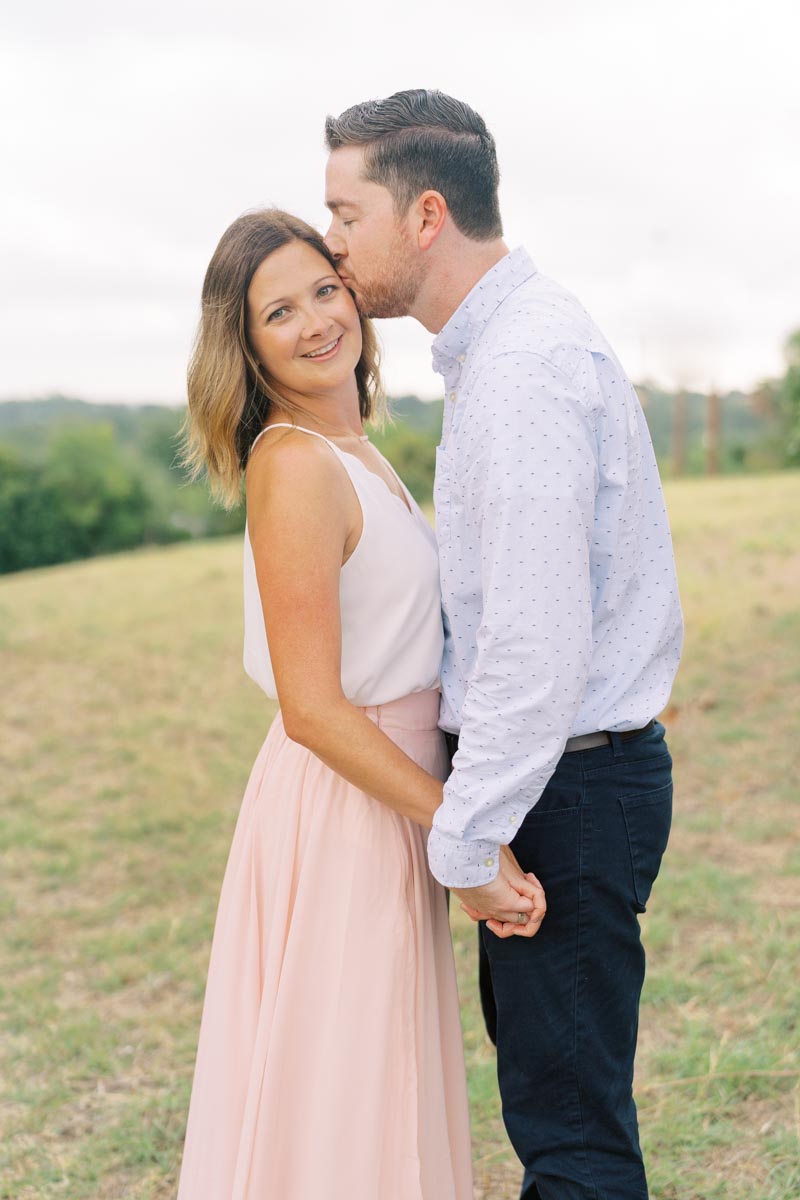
top-left (301, 333), bottom-right (343, 361)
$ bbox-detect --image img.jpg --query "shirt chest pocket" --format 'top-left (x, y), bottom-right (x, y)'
top-left (434, 445), bottom-right (455, 545)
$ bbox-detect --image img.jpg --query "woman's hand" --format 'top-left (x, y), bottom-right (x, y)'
top-left (457, 844), bottom-right (547, 939)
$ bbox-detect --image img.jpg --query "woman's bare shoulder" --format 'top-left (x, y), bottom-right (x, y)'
top-left (245, 427), bottom-right (353, 541)
top-left (247, 427), bottom-right (340, 492)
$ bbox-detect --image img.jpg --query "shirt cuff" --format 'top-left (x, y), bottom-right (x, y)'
top-left (426, 828), bottom-right (501, 888)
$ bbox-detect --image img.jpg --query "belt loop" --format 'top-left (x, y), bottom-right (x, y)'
top-left (608, 730), bottom-right (625, 758)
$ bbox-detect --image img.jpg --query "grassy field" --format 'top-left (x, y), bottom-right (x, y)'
top-left (1, 472), bottom-right (798, 1199)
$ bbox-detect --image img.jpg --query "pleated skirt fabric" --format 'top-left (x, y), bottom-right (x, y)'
top-left (176, 689), bottom-right (473, 1200)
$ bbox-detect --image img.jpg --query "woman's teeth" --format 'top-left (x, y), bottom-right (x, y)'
top-left (303, 336), bottom-right (340, 359)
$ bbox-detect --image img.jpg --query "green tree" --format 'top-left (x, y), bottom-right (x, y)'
top-left (0, 425), bottom-right (161, 573)
top-left (372, 425), bottom-right (436, 503)
top-left (0, 446), bottom-right (43, 572)
top-left (778, 330), bottom-right (800, 464)
top-left (40, 423), bottom-right (154, 557)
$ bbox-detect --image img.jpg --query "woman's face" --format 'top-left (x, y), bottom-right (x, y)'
top-left (247, 240), bottom-right (362, 402)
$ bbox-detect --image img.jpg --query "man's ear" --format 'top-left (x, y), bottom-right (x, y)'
top-left (414, 190), bottom-right (447, 251)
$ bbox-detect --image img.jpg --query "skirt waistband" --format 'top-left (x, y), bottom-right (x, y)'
top-left (360, 688), bottom-right (442, 732)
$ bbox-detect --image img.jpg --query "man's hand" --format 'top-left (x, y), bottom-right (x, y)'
top-left (454, 844), bottom-right (547, 939)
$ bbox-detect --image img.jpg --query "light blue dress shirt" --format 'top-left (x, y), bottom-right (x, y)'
top-left (426, 248), bottom-right (683, 889)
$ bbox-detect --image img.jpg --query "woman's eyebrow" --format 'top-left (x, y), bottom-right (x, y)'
top-left (258, 295), bottom-right (289, 318)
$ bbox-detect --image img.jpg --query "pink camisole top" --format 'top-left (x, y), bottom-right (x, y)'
top-left (242, 424), bottom-right (444, 708)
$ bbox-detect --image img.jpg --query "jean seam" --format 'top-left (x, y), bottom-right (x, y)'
top-left (572, 757), bottom-right (600, 1198)
top-left (617, 796), bottom-right (644, 912)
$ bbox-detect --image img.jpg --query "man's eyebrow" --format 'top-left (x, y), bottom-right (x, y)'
top-left (325, 198), bottom-right (357, 213)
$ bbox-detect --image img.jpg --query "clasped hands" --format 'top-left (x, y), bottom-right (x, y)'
top-left (453, 844), bottom-right (546, 939)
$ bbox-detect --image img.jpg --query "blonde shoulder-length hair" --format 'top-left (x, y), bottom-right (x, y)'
top-left (181, 208), bottom-right (385, 509)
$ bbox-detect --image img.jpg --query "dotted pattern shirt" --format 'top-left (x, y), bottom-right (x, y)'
top-left (426, 248), bottom-right (684, 889)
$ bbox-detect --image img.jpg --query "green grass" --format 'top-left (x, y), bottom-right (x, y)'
top-left (1, 472), bottom-right (799, 1199)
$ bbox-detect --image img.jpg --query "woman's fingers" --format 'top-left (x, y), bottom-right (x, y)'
top-left (486, 873), bottom-right (547, 939)
top-left (487, 910), bottom-right (546, 939)
top-left (485, 918), bottom-right (509, 937)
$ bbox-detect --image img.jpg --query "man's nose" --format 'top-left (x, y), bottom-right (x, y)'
top-left (324, 224), bottom-right (345, 260)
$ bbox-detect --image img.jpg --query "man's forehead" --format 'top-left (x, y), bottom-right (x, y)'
top-left (325, 150), bottom-right (391, 209)
top-left (325, 156), bottom-right (358, 193)
top-left (327, 144), bottom-right (366, 171)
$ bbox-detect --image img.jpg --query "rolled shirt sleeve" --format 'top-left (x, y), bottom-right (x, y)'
top-left (427, 353), bottom-right (599, 887)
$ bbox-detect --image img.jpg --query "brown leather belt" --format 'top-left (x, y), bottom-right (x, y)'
top-left (563, 719), bottom-right (656, 753)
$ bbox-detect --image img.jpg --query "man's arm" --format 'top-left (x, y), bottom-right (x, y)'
top-left (428, 351), bottom-right (599, 889)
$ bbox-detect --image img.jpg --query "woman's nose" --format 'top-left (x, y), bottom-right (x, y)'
top-left (301, 308), bottom-right (332, 340)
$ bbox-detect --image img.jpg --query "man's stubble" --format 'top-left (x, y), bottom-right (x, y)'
top-left (351, 226), bottom-right (426, 320)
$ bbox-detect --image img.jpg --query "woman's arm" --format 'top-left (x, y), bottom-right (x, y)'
top-left (246, 432), bottom-right (541, 926)
top-left (246, 432), bottom-right (443, 828)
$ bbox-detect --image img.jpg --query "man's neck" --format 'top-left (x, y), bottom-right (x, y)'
top-left (409, 238), bottom-right (510, 334)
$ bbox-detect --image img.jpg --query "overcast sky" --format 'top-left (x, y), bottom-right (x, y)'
top-left (1, 0), bottom-right (798, 404)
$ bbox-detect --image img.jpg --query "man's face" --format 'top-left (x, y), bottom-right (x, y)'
top-left (324, 145), bottom-right (425, 319)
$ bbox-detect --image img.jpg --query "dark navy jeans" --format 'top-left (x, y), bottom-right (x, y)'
top-left (477, 720), bottom-right (673, 1200)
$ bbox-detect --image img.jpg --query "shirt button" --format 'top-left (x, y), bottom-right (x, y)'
top-left (484, 857), bottom-right (495, 868)
top-left (457, 353), bottom-right (466, 363)
top-left (449, 391), bottom-right (456, 402)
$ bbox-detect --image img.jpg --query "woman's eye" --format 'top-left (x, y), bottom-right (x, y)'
top-left (318, 284), bottom-right (337, 298)
top-left (267, 307), bottom-right (287, 322)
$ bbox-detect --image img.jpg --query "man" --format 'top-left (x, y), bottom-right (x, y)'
top-left (323, 89), bottom-right (683, 1200)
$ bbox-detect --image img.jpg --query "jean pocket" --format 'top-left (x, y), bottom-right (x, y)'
top-left (618, 783), bottom-right (672, 913)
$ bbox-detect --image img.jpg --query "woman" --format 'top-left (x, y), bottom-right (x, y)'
top-left (176, 209), bottom-right (531, 1199)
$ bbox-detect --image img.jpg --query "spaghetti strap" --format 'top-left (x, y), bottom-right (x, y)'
top-left (249, 423), bottom-right (338, 457)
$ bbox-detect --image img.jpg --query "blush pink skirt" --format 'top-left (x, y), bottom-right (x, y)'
top-left (176, 689), bottom-right (473, 1199)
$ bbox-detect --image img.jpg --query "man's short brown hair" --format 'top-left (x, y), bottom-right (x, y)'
top-left (325, 89), bottom-right (503, 242)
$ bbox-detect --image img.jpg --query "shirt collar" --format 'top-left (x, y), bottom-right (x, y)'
top-left (431, 246), bottom-right (537, 377)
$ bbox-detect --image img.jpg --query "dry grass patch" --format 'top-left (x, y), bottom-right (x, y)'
top-left (1, 473), bottom-right (798, 1199)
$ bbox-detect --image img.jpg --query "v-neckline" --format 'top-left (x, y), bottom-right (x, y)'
top-left (337, 447), bottom-right (416, 519)
top-left (254, 422), bottom-right (418, 521)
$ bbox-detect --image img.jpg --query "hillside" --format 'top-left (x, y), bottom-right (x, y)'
top-left (0, 389), bottom-right (785, 575)
top-left (1, 473), bottom-right (798, 1199)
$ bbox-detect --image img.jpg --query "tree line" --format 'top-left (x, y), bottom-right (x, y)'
top-left (0, 335), bottom-right (797, 576)
top-left (0, 401), bottom-right (436, 575)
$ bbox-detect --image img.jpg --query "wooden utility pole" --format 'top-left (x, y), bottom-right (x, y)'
top-left (672, 390), bottom-right (687, 477)
top-left (706, 390), bottom-right (721, 475)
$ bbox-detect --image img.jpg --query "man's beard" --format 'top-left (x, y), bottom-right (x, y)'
top-left (352, 234), bottom-right (425, 319)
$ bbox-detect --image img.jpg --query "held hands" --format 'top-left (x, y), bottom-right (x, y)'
top-left (454, 844), bottom-right (546, 939)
